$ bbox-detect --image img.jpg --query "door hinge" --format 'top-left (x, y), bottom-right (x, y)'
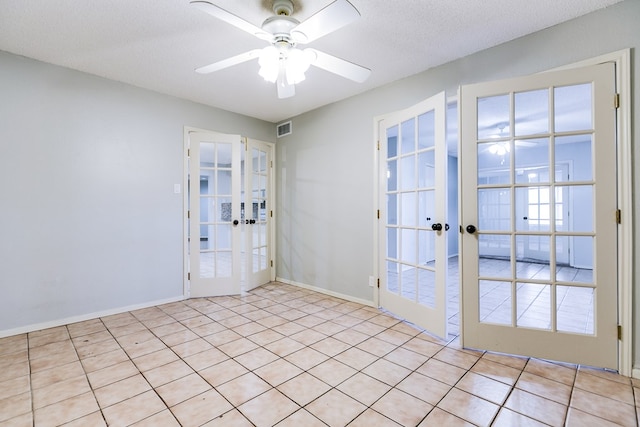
top-left (187, 149), bottom-right (190, 157)
top-left (270, 160), bottom-right (273, 168)
top-left (616, 209), bottom-right (621, 224)
top-left (377, 140), bottom-right (380, 150)
top-left (270, 210), bottom-right (273, 218)
top-left (187, 210), bottom-right (190, 219)
top-left (618, 324), bottom-right (622, 340)
top-left (377, 209), bottom-right (380, 219)
top-left (188, 272), bottom-right (191, 281)
top-left (614, 93), bottom-right (620, 109)
top-left (377, 278), bottom-right (380, 288)
top-left (270, 260), bottom-right (273, 267)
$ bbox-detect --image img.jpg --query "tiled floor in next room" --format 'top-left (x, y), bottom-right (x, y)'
top-left (1, 282), bottom-right (638, 426)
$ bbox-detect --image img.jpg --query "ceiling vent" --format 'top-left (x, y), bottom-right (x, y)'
top-left (277, 121), bottom-right (292, 138)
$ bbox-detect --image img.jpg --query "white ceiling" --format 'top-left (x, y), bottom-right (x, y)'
top-left (0, 0), bottom-right (623, 123)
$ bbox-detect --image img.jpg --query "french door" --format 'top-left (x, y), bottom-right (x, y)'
top-left (187, 131), bottom-right (273, 297)
top-left (378, 92), bottom-right (448, 338)
top-left (459, 63), bottom-right (618, 369)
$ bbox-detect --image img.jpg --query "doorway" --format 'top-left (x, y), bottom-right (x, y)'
top-left (376, 56), bottom-right (628, 371)
top-left (185, 129), bottom-right (275, 298)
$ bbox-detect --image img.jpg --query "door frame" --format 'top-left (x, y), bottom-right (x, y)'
top-left (455, 49), bottom-right (632, 375)
top-left (182, 127), bottom-right (277, 299)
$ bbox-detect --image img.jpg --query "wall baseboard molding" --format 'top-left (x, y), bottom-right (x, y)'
top-left (275, 277), bottom-right (376, 308)
top-left (632, 368), bottom-right (640, 380)
top-left (0, 295), bottom-right (185, 339)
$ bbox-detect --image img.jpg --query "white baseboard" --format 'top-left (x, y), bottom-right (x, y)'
top-left (631, 368), bottom-right (640, 380)
top-left (276, 277), bottom-right (376, 308)
top-left (0, 295), bottom-right (185, 339)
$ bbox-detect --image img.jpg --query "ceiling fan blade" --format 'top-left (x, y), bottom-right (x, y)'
top-left (277, 73), bottom-right (296, 99)
top-left (195, 49), bottom-right (261, 74)
top-left (191, 1), bottom-right (271, 40)
top-left (291, 0), bottom-right (360, 44)
top-left (306, 49), bottom-right (371, 83)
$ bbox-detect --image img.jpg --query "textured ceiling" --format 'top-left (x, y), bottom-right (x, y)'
top-left (0, 0), bottom-right (623, 123)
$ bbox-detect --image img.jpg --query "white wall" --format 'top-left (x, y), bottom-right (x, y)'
top-left (0, 51), bottom-right (274, 334)
top-left (274, 0), bottom-right (639, 354)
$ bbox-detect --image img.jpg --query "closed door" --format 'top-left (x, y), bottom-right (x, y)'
top-left (379, 92), bottom-right (448, 338)
top-left (459, 62), bottom-right (618, 369)
top-left (187, 131), bottom-right (273, 297)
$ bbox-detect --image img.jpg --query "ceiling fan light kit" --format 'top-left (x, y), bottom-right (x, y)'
top-left (191, 0), bottom-right (371, 99)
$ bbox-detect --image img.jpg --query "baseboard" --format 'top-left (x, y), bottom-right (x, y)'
top-left (632, 368), bottom-right (640, 380)
top-left (275, 277), bottom-right (376, 308)
top-left (0, 295), bottom-right (185, 339)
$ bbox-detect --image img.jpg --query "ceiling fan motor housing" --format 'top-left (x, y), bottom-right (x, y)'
top-left (272, 0), bottom-right (294, 16)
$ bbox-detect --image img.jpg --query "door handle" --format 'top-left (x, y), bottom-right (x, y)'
top-left (250, 219), bottom-right (256, 224)
top-left (233, 220), bottom-right (239, 226)
top-left (445, 223), bottom-right (450, 231)
top-left (466, 224), bottom-right (477, 234)
top-left (431, 223), bottom-right (443, 231)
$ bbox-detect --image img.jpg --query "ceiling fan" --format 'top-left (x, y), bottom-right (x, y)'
top-left (191, 0), bottom-right (371, 99)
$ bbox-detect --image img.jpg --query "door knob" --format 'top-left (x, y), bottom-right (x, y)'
top-left (431, 223), bottom-right (443, 231)
top-left (250, 219), bottom-right (256, 224)
top-left (233, 220), bottom-right (239, 226)
top-left (466, 225), bottom-right (477, 234)
top-left (445, 223), bottom-right (450, 231)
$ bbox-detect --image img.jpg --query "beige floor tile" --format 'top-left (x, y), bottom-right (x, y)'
top-left (1, 412), bottom-right (33, 427)
top-left (348, 408), bottom-right (402, 427)
top-left (433, 347), bottom-right (481, 370)
top-left (216, 372), bottom-right (272, 406)
top-left (491, 408), bottom-right (547, 427)
top-left (470, 358), bottom-right (522, 386)
top-left (351, 320), bottom-right (387, 336)
top-left (574, 369), bottom-right (635, 405)
top-left (272, 321), bottom-right (307, 336)
top-left (456, 372), bottom-right (512, 405)
top-left (395, 372), bottom-right (451, 405)
top-left (130, 409), bottom-right (181, 426)
top-left (334, 347), bottom-right (378, 370)
top-left (28, 328), bottom-right (69, 348)
top-left (74, 339), bottom-right (120, 360)
top-left (333, 328), bottom-right (370, 345)
top-left (308, 358), bottom-right (357, 387)
top-left (310, 336), bottom-right (352, 357)
top-left (254, 358), bottom-right (304, 387)
top-left (246, 329), bottom-right (286, 346)
top-left (418, 408), bottom-right (475, 427)
top-left (375, 329), bottom-right (412, 346)
top-left (80, 348), bottom-right (130, 373)
top-left (170, 337), bottom-right (212, 358)
top-left (356, 337), bottom-right (397, 357)
top-left (275, 408), bottom-right (327, 427)
top-left (183, 347), bottom-right (229, 371)
top-left (570, 388), bottom-right (636, 426)
top-left (362, 359), bottom-right (411, 387)
top-left (238, 388), bottom-right (299, 427)
top-left (437, 388), bottom-right (499, 427)
top-left (289, 329), bottom-right (326, 346)
top-left (201, 409), bottom-right (254, 427)
top-left (232, 321), bottom-right (268, 337)
top-left (29, 349), bottom-right (78, 373)
top-left (372, 388), bottom-right (433, 427)
top-left (199, 358), bottom-right (248, 387)
top-left (0, 376), bottom-right (29, 401)
top-left (524, 358), bottom-right (576, 385)
top-left (383, 347), bottom-right (429, 370)
top-left (482, 352), bottom-right (529, 370)
top-left (30, 360), bottom-right (84, 390)
top-left (203, 329), bottom-right (243, 347)
top-left (122, 337), bottom-right (167, 359)
top-left (150, 322), bottom-right (188, 338)
top-left (33, 375), bottom-right (91, 409)
top-left (102, 390), bottom-right (167, 426)
top-left (61, 410), bottom-right (107, 427)
top-left (264, 337), bottom-right (304, 357)
top-left (277, 372), bottom-right (331, 406)
top-left (94, 374), bottom-right (151, 408)
top-left (190, 321), bottom-right (227, 337)
top-left (87, 359), bottom-right (139, 389)
top-left (504, 388), bottom-right (567, 426)
top-left (156, 373), bottom-right (212, 407)
top-left (108, 321), bottom-right (148, 338)
top-left (71, 330), bottom-right (112, 348)
top-left (234, 347), bottom-right (280, 371)
top-left (0, 360), bottom-right (29, 383)
top-left (33, 392), bottom-right (99, 427)
top-left (161, 329), bottom-right (200, 347)
top-left (66, 320), bottom-right (106, 338)
top-left (0, 392), bottom-right (31, 423)
top-left (565, 407), bottom-right (622, 427)
top-left (402, 337), bottom-right (442, 357)
top-left (311, 320), bottom-right (347, 335)
top-left (143, 359), bottom-right (194, 388)
top-left (0, 350), bottom-right (28, 370)
top-left (132, 348), bottom-right (180, 372)
top-left (306, 388), bottom-right (366, 427)
top-left (217, 337), bottom-right (259, 358)
top-left (284, 347), bottom-right (329, 370)
top-left (29, 340), bottom-right (75, 360)
top-left (515, 371), bottom-right (572, 405)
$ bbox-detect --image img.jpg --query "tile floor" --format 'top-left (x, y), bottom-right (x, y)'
top-left (1, 282), bottom-right (638, 426)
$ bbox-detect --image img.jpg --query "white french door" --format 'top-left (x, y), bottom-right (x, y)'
top-left (378, 92), bottom-right (448, 338)
top-left (187, 131), bottom-right (273, 297)
top-left (459, 63), bottom-right (618, 369)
